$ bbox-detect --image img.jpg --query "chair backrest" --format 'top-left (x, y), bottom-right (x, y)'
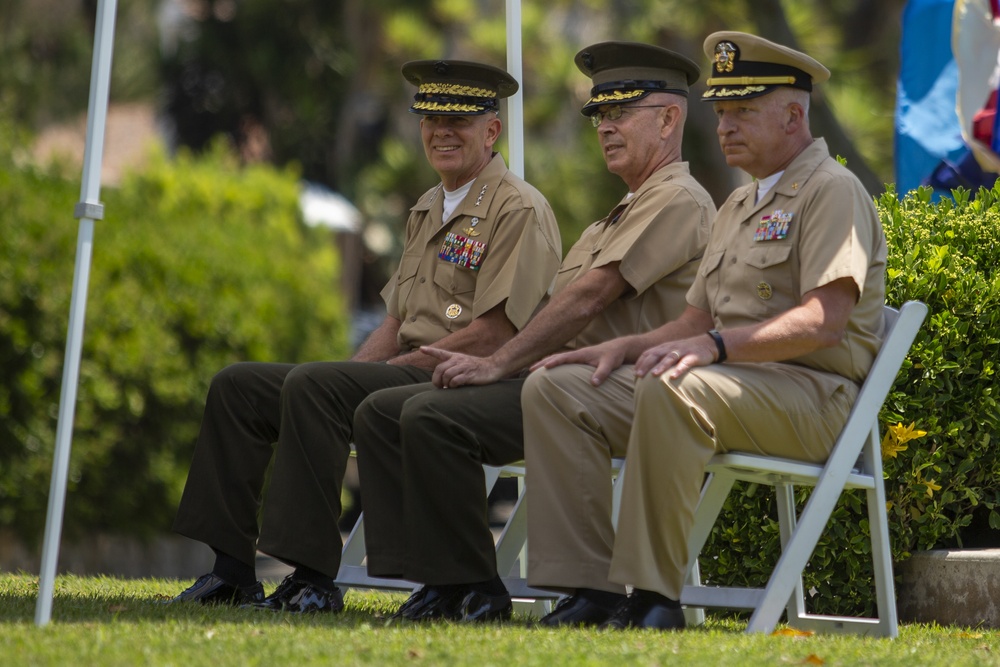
top-left (822, 300), bottom-right (927, 479)
top-left (680, 300), bottom-right (928, 637)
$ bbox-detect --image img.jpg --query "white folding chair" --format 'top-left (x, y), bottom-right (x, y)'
top-left (676, 301), bottom-right (927, 637)
top-left (335, 460), bottom-right (559, 608)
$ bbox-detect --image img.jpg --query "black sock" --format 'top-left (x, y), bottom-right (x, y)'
top-left (634, 588), bottom-right (680, 609)
top-left (467, 575), bottom-right (508, 596)
top-left (579, 587), bottom-right (627, 609)
top-left (211, 549), bottom-right (256, 587)
top-left (292, 564), bottom-right (338, 593)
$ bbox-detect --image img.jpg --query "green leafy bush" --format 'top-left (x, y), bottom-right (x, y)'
top-left (0, 141), bottom-right (349, 545)
top-left (698, 183), bottom-right (1000, 617)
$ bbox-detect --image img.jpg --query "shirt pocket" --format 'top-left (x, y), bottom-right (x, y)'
top-left (433, 260), bottom-right (478, 297)
top-left (395, 252), bottom-right (422, 312)
top-left (699, 249), bottom-right (725, 277)
top-left (698, 249), bottom-right (725, 306)
top-left (742, 244), bottom-right (796, 314)
top-left (551, 245), bottom-right (590, 294)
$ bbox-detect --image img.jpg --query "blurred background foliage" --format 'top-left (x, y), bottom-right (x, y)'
top-left (1, 0), bottom-right (904, 255)
top-left (1, 131), bottom-right (348, 541)
top-left (6, 0), bottom-right (953, 579)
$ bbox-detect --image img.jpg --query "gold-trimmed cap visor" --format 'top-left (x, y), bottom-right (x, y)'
top-left (575, 41), bottom-right (701, 116)
top-left (700, 31), bottom-right (830, 101)
top-left (402, 60), bottom-right (518, 115)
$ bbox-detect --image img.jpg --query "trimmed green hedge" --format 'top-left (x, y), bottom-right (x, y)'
top-left (0, 140), bottom-right (349, 545)
top-left (699, 183), bottom-right (1000, 616)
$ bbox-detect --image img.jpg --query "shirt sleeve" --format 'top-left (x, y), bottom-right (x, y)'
top-left (590, 183), bottom-right (713, 297)
top-left (797, 168), bottom-right (880, 297)
top-left (471, 200), bottom-right (562, 330)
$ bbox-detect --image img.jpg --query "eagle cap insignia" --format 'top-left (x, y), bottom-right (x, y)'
top-left (714, 41), bottom-right (738, 73)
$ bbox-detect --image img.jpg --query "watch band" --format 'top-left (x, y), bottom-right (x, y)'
top-left (706, 329), bottom-right (727, 363)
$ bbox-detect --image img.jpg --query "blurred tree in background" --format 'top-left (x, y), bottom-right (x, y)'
top-left (0, 0), bottom-right (909, 545)
top-left (151, 0), bottom-right (906, 251)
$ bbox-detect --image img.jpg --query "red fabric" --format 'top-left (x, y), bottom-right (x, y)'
top-left (973, 90), bottom-right (998, 145)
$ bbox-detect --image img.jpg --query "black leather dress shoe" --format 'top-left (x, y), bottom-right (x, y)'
top-left (600, 591), bottom-right (685, 631)
top-left (391, 586), bottom-right (431, 620)
top-left (251, 575), bottom-right (344, 613)
top-left (393, 585), bottom-right (470, 621)
top-left (249, 574), bottom-right (299, 611)
top-left (169, 573), bottom-right (264, 605)
top-left (459, 590), bottom-right (513, 622)
top-left (538, 593), bottom-right (619, 627)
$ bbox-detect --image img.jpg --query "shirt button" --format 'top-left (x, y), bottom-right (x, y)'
top-left (419, 277), bottom-right (426, 283)
top-left (730, 257), bottom-right (737, 264)
top-left (409, 316), bottom-right (417, 322)
top-left (723, 296), bottom-right (731, 303)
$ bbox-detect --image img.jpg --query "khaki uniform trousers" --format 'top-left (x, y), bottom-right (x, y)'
top-left (172, 360), bottom-right (431, 576)
top-left (353, 379), bottom-right (527, 585)
top-left (525, 362), bottom-right (857, 600)
top-left (523, 365), bottom-right (638, 595)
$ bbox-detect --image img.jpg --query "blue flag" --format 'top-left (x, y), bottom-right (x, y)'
top-left (895, 0), bottom-right (965, 195)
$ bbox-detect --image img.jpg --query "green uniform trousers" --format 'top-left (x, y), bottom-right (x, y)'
top-left (353, 379), bottom-right (527, 586)
top-left (172, 360), bottom-right (431, 576)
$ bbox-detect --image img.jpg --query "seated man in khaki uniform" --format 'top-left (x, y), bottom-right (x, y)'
top-left (523, 32), bottom-right (887, 630)
top-left (168, 60), bottom-right (562, 612)
top-left (351, 42), bottom-right (715, 622)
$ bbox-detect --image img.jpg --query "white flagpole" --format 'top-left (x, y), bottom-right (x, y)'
top-left (35, 0), bottom-right (119, 627)
top-left (506, 0), bottom-right (524, 178)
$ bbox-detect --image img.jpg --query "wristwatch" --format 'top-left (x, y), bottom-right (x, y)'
top-left (706, 329), bottom-right (727, 363)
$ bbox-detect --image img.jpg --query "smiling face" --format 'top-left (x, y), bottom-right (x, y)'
top-left (419, 113), bottom-right (502, 190)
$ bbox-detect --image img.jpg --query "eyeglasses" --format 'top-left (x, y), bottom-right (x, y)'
top-left (590, 104), bottom-right (664, 127)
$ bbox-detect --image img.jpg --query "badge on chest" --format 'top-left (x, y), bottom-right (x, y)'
top-left (754, 209), bottom-right (793, 242)
top-left (439, 232), bottom-right (486, 270)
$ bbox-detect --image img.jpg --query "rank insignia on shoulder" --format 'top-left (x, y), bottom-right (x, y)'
top-left (754, 209), bottom-right (793, 241)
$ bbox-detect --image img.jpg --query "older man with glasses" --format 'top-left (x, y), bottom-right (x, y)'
top-left (523, 31), bottom-right (886, 631)
top-left (351, 41), bottom-right (715, 623)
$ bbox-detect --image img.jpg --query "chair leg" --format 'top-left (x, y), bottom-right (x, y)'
top-left (494, 477), bottom-right (527, 578)
top-left (774, 482), bottom-right (808, 626)
top-left (683, 560), bottom-right (706, 627)
top-left (745, 468), bottom-right (857, 634)
top-left (863, 430), bottom-right (899, 638)
top-left (340, 511), bottom-right (367, 567)
top-left (684, 472), bottom-right (737, 574)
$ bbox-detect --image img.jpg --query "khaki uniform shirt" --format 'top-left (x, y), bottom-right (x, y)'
top-left (381, 153), bottom-right (561, 351)
top-left (688, 139), bottom-right (887, 383)
top-left (556, 162), bottom-right (716, 350)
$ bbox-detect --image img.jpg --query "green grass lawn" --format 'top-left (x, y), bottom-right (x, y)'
top-left (1, 573), bottom-right (997, 666)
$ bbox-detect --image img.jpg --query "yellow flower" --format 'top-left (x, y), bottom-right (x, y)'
top-left (881, 431), bottom-right (909, 459)
top-left (891, 421), bottom-right (928, 444)
top-left (880, 421), bottom-right (927, 460)
top-left (923, 478), bottom-right (942, 498)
